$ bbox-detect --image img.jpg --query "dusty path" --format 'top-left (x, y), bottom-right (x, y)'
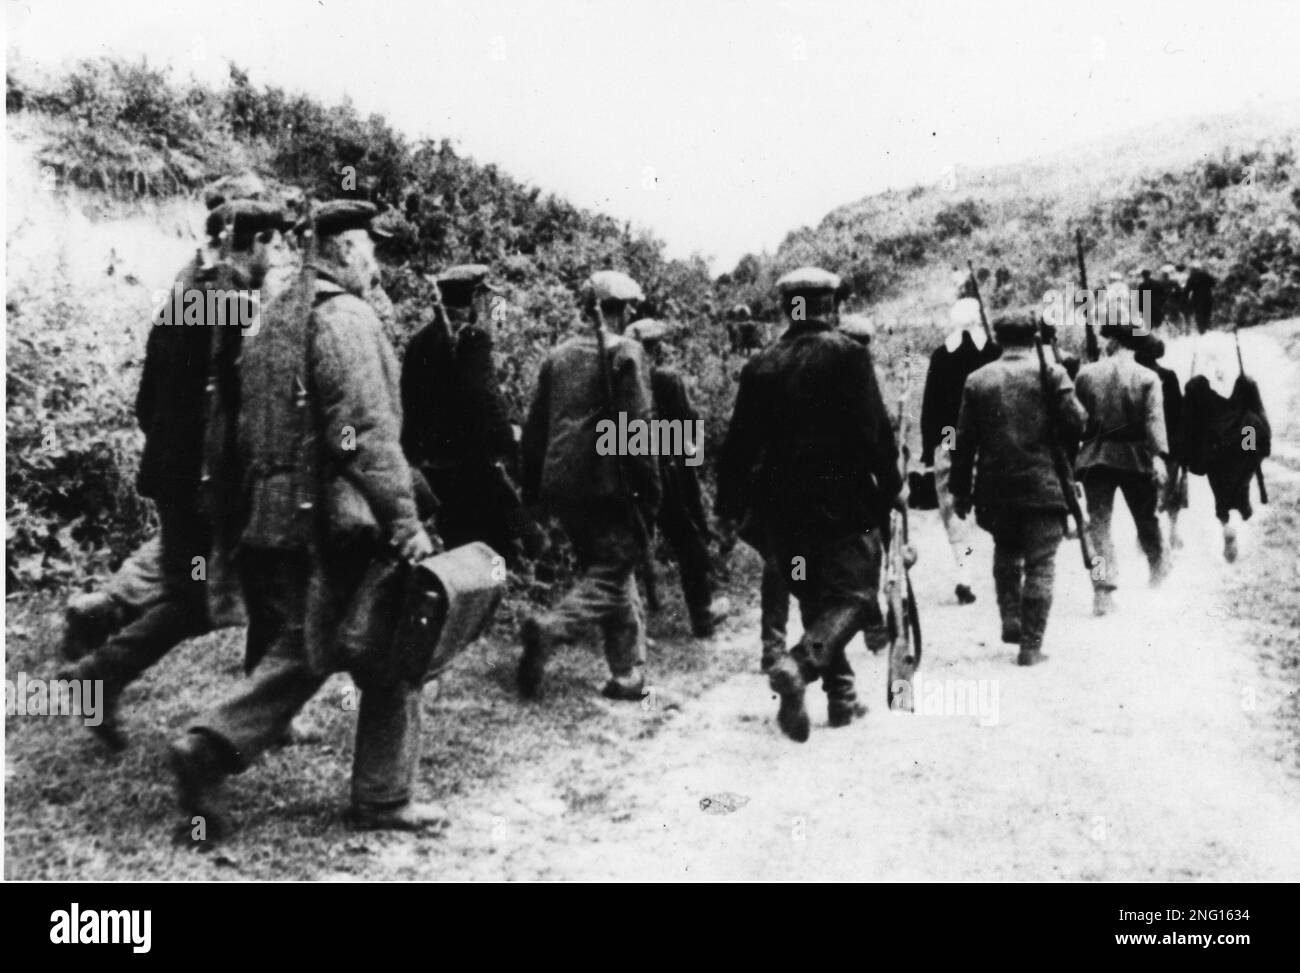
top-left (416, 324), bottom-right (1300, 881)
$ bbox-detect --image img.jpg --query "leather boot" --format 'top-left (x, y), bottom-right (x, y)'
top-left (169, 731), bottom-right (234, 843)
top-left (61, 592), bottom-right (122, 662)
top-left (1018, 596), bottom-right (1051, 666)
top-left (768, 658), bottom-right (809, 743)
top-left (517, 617), bottom-right (547, 700)
top-left (351, 801), bottom-right (451, 833)
top-left (601, 666), bottom-right (647, 702)
top-left (58, 657), bottom-right (126, 752)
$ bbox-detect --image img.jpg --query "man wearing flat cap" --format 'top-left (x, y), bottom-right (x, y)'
top-left (58, 177), bottom-right (278, 679)
top-left (625, 318), bottom-right (726, 638)
top-left (60, 196), bottom-right (289, 752)
top-left (1074, 322), bottom-right (1169, 615)
top-left (718, 266), bottom-right (901, 742)
top-left (171, 199), bottom-right (444, 837)
top-left (949, 311), bottom-right (1089, 665)
top-left (518, 269), bottom-right (660, 702)
top-left (401, 264), bottom-right (522, 562)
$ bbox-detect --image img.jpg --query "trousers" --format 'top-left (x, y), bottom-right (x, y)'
top-left (1080, 467), bottom-right (1165, 590)
top-left (533, 501), bottom-right (647, 678)
top-left (763, 526), bottom-right (883, 703)
top-left (984, 508), bottom-right (1065, 650)
top-left (86, 504), bottom-right (211, 690)
top-left (192, 549), bottom-right (422, 810)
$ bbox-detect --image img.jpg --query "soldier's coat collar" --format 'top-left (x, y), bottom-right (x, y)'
top-left (783, 318), bottom-right (834, 336)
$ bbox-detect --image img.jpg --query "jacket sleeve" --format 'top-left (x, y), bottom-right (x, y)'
top-left (519, 357), bottom-right (551, 506)
top-left (716, 361), bottom-right (762, 523)
top-left (1073, 368), bottom-right (1098, 441)
top-left (313, 299), bottom-right (421, 547)
top-left (919, 349), bottom-right (942, 466)
top-left (1142, 372), bottom-right (1169, 458)
top-left (399, 329), bottom-right (428, 462)
top-left (1053, 363), bottom-right (1088, 440)
top-left (850, 346), bottom-right (902, 500)
top-left (457, 327), bottom-right (517, 462)
top-left (949, 383), bottom-right (978, 503)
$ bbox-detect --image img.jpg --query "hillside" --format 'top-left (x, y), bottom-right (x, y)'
top-left (4, 58), bottom-right (720, 587)
top-left (6, 59), bottom-right (1299, 588)
top-left (719, 103), bottom-right (1300, 363)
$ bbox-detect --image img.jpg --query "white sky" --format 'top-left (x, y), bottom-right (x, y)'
top-left (6, 0), bottom-right (1299, 271)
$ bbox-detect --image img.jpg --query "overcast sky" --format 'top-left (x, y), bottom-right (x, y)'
top-left (7, 0), bottom-right (1299, 270)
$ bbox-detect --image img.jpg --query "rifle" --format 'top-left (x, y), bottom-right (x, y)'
top-left (1233, 325), bottom-right (1269, 505)
top-left (965, 260), bottom-right (993, 345)
top-left (197, 210), bottom-right (235, 507)
top-left (885, 362), bottom-right (921, 712)
top-left (1076, 229), bottom-right (1101, 363)
top-left (592, 303), bottom-right (660, 612)
top-left (1034, 335), bottom-right (1095, 572)
top-left (294, 200), bottom-right (319, 535)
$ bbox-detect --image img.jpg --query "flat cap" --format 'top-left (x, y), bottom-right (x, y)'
top-left (428, 263), bottom-right (499, 306)
top-left (205, 200), bottom-right (293, 241)
top-left (838, 313), bottom-right (875, 341)
top-left (626, 318), bottom-right (673, 344)
top-left (730, 303), bottom-right (752, 320)
top-left (1134, 335), bottom-right (1166, 361)
top-left (298, 200), bottom-right (389, 239)
top-left (588, 270), bottom-right (644, 303)
top-left (775, 266), bottom-right (841, 294)
top-left (991, 311), bottom-right (1041, 342)
top-left (203, 172), bottom-right (268, 210)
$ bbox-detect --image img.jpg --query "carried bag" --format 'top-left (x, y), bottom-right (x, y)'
top-left (337, 541), bottom-right (504, 686)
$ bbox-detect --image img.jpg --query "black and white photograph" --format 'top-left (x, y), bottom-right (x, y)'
top-left (3, 0), bottom-right (1298, 908)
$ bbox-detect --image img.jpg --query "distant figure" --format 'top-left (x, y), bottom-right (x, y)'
top-left (1184, 260), bottom-right (1216, 333)
top-left (401, 263), bottom-right (522, 562)
top-left (1103, 270), bottom-right (1131, 328)
top-left (518, 270), bottom-right (660, 702)
top-left (727, 303), bottom-right (765, 355)
top-left (625, 318), bottom-right (726, 638)
top-left (920, 287), bottom-right (1000, 605)
top-left (1158, 263), bottom-right (1183, 333)
top-left (1134, 337), bottom-right (1187, 550)
top-left (1074, 324), bottom-right (1169, 616)
top-left (718, 266), bottom-right (900, 741)
top-left (948, 313), bottom-right (1088, 666)
top-left (1181, 335), bottom-right (1271, 562)
top-left (1136, 267), bottom-right (1165, 332)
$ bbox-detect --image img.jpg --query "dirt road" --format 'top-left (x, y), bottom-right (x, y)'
top-left (413, 323), bottom-right (1300, 881)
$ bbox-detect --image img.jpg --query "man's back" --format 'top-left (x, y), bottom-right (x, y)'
top-left (719, 322), bottom-right (898, 533)
top-left (1074, 354), bottom-right (1167, 472)
top-left (521, 329), bottom-right (656, 507)
top-left (954, 349), bottom-right (1085, 513)
top-left (401, 323), bottom-right (514, 470)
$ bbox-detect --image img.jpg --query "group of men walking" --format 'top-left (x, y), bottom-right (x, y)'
top-left (58, 182), bottom-right (727, 838)
top-left (56, 173), bottom-right (1271, 833)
